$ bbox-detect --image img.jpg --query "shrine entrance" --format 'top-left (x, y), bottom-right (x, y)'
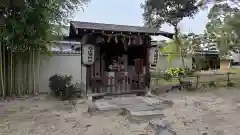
top-left (68, 21), bottom-right (173, 97)
top-left (89, 36), bottom-right (148, 95)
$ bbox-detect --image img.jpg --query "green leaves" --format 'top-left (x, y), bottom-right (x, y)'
top-left (0, 0), bottom-right (90, 52)
top-left (227, 12), bottom-right (240, 37)
top-left (161, 38), bottom-right (182, 53)
top-left (142, 0), bottom-right (200, 68)
top-left (205, 2), bottom-right (240, 55)
top-left (142, 0), bottom-right (200, 27)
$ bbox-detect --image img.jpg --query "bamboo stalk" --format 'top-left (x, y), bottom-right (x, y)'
top-left (28, 51), bottom-right (32, 95)
top-left (9, 51), bottom-right (13, 96)
top-left (32, 51), bottom-right (36, 95)
top-left (23, 55), bottom-right (28, 95)
top-left (13, 53), bottom-right (17, 96)
top-left (19, 54), bottom-right (24, 97)
top-left (6, 50), bottom-right (9, 96)
top-left (26, 54), bottom-right (29, 95)
top-left (0, 43), bottom-right (4, 97)
top-left (36, 51), bottom-right (41, 94)
top-left (17, 53), bottom-right (22, 97)
top-left (2, 46), bottom-right (6, 97)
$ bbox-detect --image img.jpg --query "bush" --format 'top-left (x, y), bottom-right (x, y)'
top-left (49, 74), bottom-right (77, 100)
top-left (165, 68), bottom-right (185, 77)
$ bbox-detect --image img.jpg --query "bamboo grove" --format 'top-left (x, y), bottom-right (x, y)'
top-left (0, 12), bottom-right (49, 98)
top-left (0, 8), bottom-right (45, 98)
top-left (0, 44), bottom-right (42, 97)
top-left (0, 0), bottom-right (90, 98)
top-left (0, 2), bottom-right (56, 98)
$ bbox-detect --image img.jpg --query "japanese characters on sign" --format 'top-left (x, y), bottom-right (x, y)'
top-left (149, 47), bottom-right (159, 65)
top-left (82, 44), bottom-right (95, 65)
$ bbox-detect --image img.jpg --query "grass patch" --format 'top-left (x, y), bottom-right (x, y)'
top-left (228, 67), bottom-right (240, 73)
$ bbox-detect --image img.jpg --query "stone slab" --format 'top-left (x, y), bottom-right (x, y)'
top-left (109, 98), bottom-right (145, 106)
top-left (130, 110), bottom-right (164, 117)
top-left (88, 96), bottom-right (172, 123)
top-left (129, 110), bottom-right (165, 123)
top-left (140, 96), bottom-right (163, 105)
top-left (94, 100), bottom-right (120, 111)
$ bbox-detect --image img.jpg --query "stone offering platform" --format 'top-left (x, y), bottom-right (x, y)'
top-left (87, 95), bottom-right (173, 123)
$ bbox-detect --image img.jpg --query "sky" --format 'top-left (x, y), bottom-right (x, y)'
top-left (74, 0), bottom-right (210, 40)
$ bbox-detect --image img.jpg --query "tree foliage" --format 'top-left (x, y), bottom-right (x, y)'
top-left (142, 0), bottom-right (200, 68)
top-left (0, 0), bottom-right (90, 51)
top-left (204, 1), bottom-right (240, 55)
top-left (142, 0), bottom-right (199, 27)
top-left (0, 0), bottom-right (89, 97)
top-left (154, 0), bottom-right (240, 56)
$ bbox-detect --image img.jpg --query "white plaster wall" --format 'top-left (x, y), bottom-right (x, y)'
top-left (156, 55), bottom-right (192, 70)
top-left (38, 54), bottom-right (86, 93)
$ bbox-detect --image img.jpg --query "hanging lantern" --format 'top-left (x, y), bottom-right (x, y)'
top-left (149, 47), bottom-right (159, 65)
top-left (82, 44), bottom-right (95, 65)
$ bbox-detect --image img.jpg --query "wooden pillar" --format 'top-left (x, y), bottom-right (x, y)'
top-left (83, 35), bottom-right (96, 95)
top-left (145, 36), bottom-right (151, 89)
top-left (123, 39), bottom-right (129, 92)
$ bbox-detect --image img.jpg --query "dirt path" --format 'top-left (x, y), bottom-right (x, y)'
top-left (1, 89), bottom-right (240, 135)
top-left (0, 95), bottom-right (150, 135)
top-left (161, 88), bottom-right (240, 135)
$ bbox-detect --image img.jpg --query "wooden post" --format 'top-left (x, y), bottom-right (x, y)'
top-left (196, 75), bottom-right (199, 89)
top-left (145, 36), bottom-right (150, 89)
top-left (123, 54), bottom-right (128, 92)
top-left (227, 72), bottom-right (230, 86)
top-left (86, 65), bottom-right (91, 95)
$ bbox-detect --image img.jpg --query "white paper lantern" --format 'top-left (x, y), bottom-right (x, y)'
top-left (82, 44), bottom-right (95, 65)
top-left (149, 47), bottom-right (159, 65)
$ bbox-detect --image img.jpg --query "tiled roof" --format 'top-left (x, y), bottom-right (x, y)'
top-left (50, 40), bottom-right (81, 54)
top-left (194, 50), bottom-right (220, 55)
top-left (70, 21), bottom-right (173, 38)
top-left (52, 51), bottom-right (80, 55)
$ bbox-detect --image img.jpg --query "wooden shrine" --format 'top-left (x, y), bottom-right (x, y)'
top-left (68, 21), bottom-right (173, 97)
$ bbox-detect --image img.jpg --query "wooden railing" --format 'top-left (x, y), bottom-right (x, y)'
top-left (151, 71), bottom-right (239, 91)
top-left (89, 74), bottom-right (146, 95)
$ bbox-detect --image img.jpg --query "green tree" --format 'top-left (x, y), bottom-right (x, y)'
top-left (205, 2), bottom-right (239, 55)
top-left (160, 38), bottom-right (180, 63)
top-left (181, 33), bottom-right (207, 52)
top-left (141, 0), bottom-right (199, 68)
top-left (160, 33), bottom-right (200, 63)
top-left (227, 11), bottom-right (240, 38)
top-left (0, 0), bottom-right (90, 97)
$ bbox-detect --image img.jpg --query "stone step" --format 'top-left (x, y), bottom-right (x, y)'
top-left (128, 110), bottom-right (165, 123)
top-left (130, 110), bottom-right (164, 116)
top-left (140, 96), bottom-right (162, 105)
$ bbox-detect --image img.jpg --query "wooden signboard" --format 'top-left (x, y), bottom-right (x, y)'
top-left (135, 58), bottom-right (143, 74)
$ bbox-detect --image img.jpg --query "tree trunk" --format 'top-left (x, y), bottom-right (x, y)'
top-left (174, 26), bottom-right (186, 69)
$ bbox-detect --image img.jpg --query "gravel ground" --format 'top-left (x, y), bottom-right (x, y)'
top-left (0, 95), bottom-right (151, 135)
top-left (1, 88), bottom-right (240, 135)
top-left (161, 88), bottom-right (240, 135)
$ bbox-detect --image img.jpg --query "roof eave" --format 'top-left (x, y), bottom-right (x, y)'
top-left (69, 21), bottom-right (174, 38)
top-left (71, 28), bottom-right (174, 38)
